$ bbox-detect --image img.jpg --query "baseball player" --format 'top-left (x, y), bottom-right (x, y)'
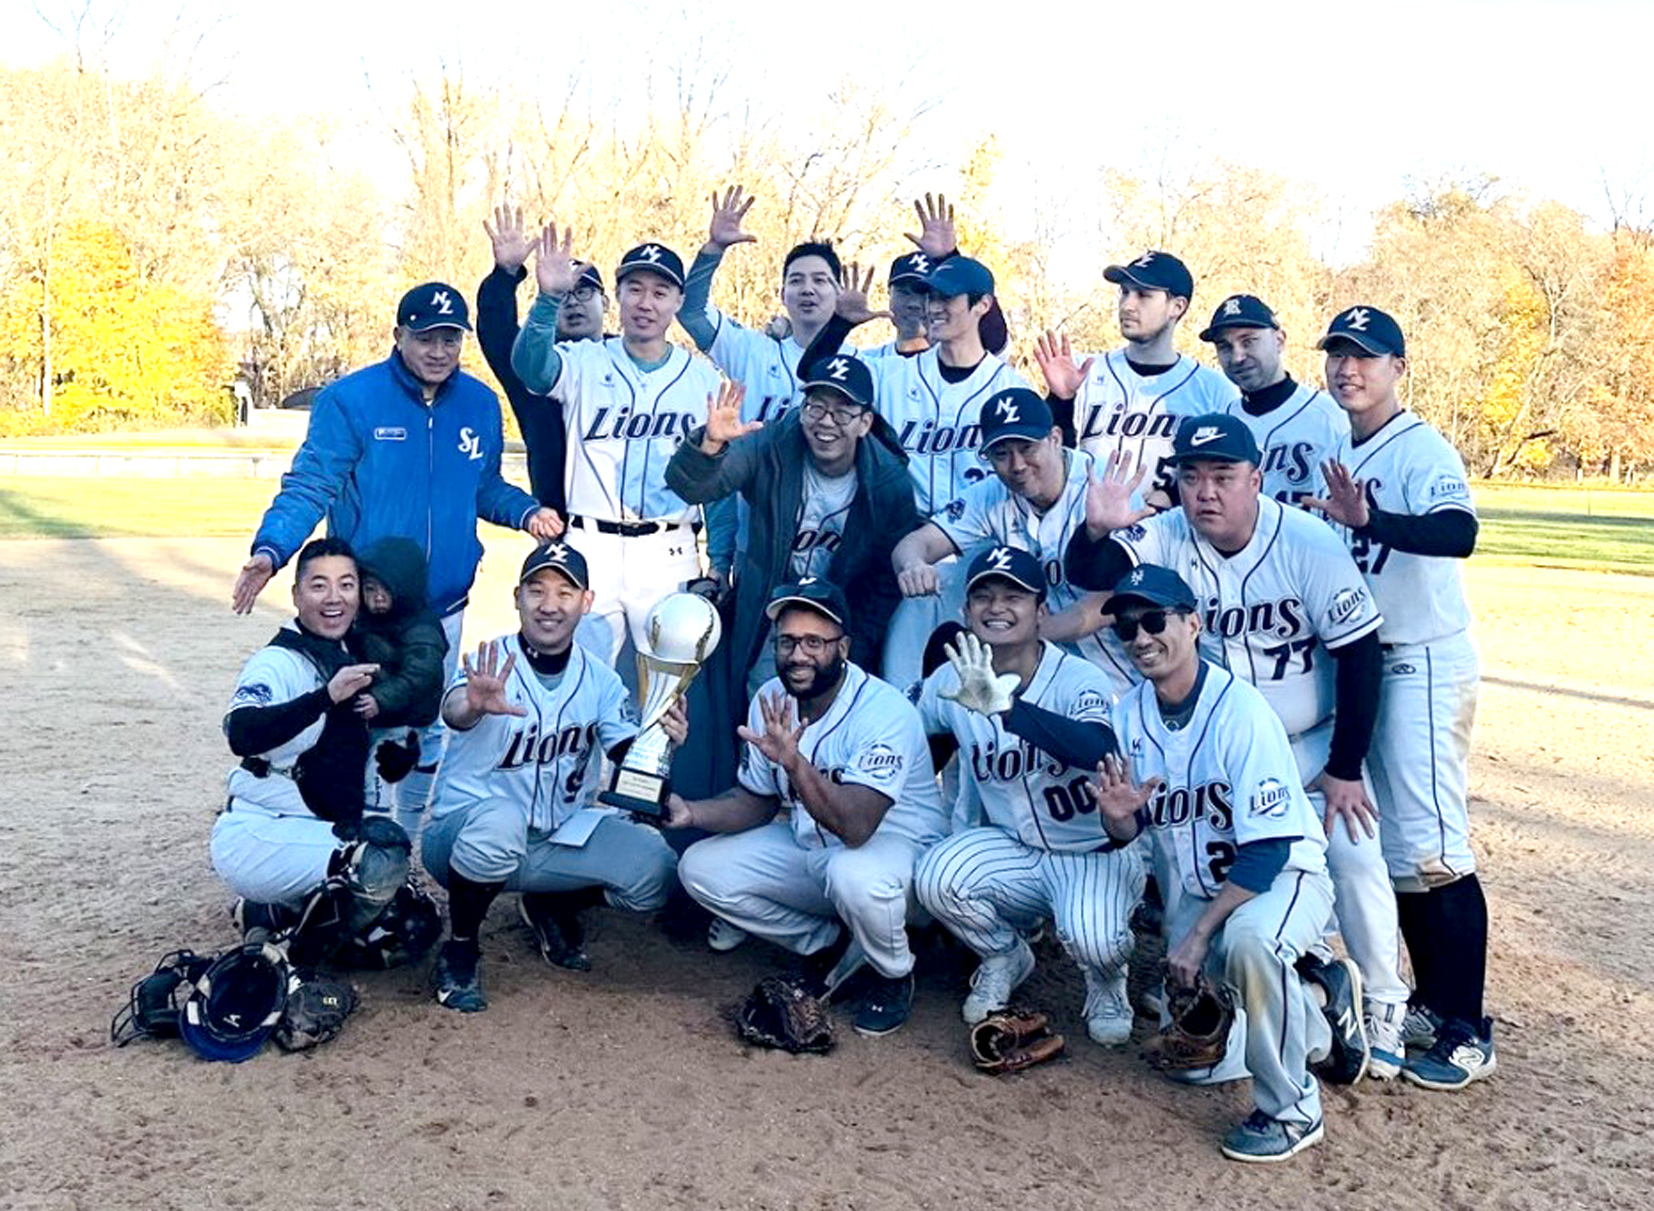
top-left (861, 251), bottom-right (934, 360)
top-left (1067, 413), bottom-right (1410, 1081)
top-left (1033, 251), bottom-right (1237, 506)
top-left (912, 546), bottom-right (1143, 1042)
top-left (669, 578), bottom-right (948, 1037)
top-left (889, 387), bottom-right (1138, 696)
top-left (232, 282), bottom-right (563, 835)
top-left (511, 225), bottom-right (730, 668)
top-left (1306, 305), bottom-right (1493, 1090)
top-left (1199, 294), bottom-right (1350, 506)
top-left (1094, 563), bottom-right (1342, 1163)
top-left (419, 542), bottom-right (682, 1011)
top-left (215, 538), bottom-right (417, 935)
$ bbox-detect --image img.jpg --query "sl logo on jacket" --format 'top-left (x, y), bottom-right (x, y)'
top-left (457, 427), bottom-right (483, 460)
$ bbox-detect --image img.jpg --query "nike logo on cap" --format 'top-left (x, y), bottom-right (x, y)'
top-left (1190, 427), bottom-right (1223, 445)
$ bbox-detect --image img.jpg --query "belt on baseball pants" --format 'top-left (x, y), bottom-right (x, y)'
top-left (569, 515), bottom-right (702, 538)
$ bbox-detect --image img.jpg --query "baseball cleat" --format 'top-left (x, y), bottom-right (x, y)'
top-left (1219, 1111), bottom-right (1324, 1163)
top-left (519, 894), bottom-right (591, 972)
top-left (707, 918), bottom-right (750, 953)
top-left (1402, 1017), bottom-right (1496, 1091)
top-left (1082, 967), bottom-right (1134, 1046)
top-left (433, 941), bottom-right (487, 1013)
top-left (1365, 1003), bottom-right (1406, 1080)
top-left (962, 940), bottom-right (1036, 1025)
top-left (1299, 954), bottom-right (1369, 1084)
top-left (1402, 1001), bottom-right (1445, 1053)
top-left (853, 972), bottom-right (915, 1037)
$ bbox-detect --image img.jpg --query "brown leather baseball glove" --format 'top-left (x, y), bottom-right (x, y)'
top-left (1144, 978), bottom-right (1235, 1071)
top-left (970, 1009), bottom-right (1066, 1074)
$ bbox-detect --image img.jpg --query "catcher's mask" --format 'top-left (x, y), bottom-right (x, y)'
top-left (110, 949), bottom-right (215, 1047)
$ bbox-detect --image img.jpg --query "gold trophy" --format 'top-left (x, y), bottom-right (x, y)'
top-left (599, 592), bottom-right (722, 819)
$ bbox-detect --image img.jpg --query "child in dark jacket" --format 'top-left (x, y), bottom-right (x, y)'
top-left (351, 537), bottom-right (450, 837)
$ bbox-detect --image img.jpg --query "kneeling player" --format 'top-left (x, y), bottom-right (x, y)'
top-left (419, 542), bottom-right (680, 1012)
top-left (1093, 565), bottom-right (1345, 1163)
top-left (914, 546), bottom-right (1143, 1041)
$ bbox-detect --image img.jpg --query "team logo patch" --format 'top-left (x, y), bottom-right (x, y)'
top-left (457, 427), bottom-right (483, 460)
top-left (373, 427), bottom-right (407, 441)
top-left (856, 742), bottom-right (903, 780)
top-left (1391, 662), bottom-right (1417, 675)
top-left (1342, 307), bottom-right (1371, 331)
top-left (1250, 778), bottom-right (1291, 819)
top-left (1327, 586), bottom-right (1369, 627)
top-left (945, 498), bottom-right (966, 522)
top-left (232, 683), bottom-right (275, 706)
top-left (906, 681), bottom-right (922, 704)
top-left (1222, 297), bottom-right (1242, 317)
top-left (1073, 689), bottom-right (1110, 716)
top-left (1430, 478), bottom-right (1468, 499)
top-left (1121, 523), bottom-right (1147, 542)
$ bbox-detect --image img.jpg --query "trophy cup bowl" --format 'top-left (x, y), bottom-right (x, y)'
top-left (598, 592), bottom-right (722, 820)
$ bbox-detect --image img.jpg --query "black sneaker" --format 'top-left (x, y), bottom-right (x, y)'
top-left (519, 893), bottom-right (591, 971)
top-left (1298, 954), bottom-right (1369, 1084)
top-left (433, 940), bottom-right (487, 1013)
top-left (852, 972), bottom-right (914, 1037)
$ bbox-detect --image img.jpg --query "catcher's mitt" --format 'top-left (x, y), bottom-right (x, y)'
top-left (969, 1009), bottom-right (1066, 1074)
top-left (734, 976), bottom-right (835, 1055)
top-left (1144, 978), bottom-right (1235, 1072)
top-left (274, 975), bottom-right (359, 1051)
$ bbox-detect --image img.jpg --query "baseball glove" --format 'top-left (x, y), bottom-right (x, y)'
top-left (274, 975), bottom-right (359, 1051)
top-left (734, 975), bottom-right (835, 1055)
top-left (1144, 978), bottom-right (1235, 1072)
top-left (969, 1009), bottom-right (1066, 1074)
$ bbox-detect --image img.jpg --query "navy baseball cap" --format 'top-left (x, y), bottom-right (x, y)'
top-left (1170, 413), bottom-right (1262, 465)
top-left (765, 577), bottom-right (851, 629)
top-left (801, 354), bottom-right (875, 411)
top-left (1103, 251), bottom-right (1194, 300)
top-left (965, 545), bottom-right (1046, 598)
top-left (1106, 564), bottom-right (1198, 614)
top-left (397, 282), bottom-right (472, 332)
top-left (576, 263), bottom-right (605, 293)
top-left (889, 251), bottom-right (935, 288)
top-left (519, 541), bottom-right (590, 591)
top-left (926, 256), bottom-right (994, 298)
top-left (1316, 305), bottom-right (1406, 357)
top-left (1199, 294), bottom-right (1279, 342)
top-left (615, 243), bottom-right (686, 289)
top-left (978, 389), bottom-right (1055, 450)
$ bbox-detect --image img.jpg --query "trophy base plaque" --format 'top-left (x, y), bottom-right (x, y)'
top-left (599, 767), bottom-right (670, 820)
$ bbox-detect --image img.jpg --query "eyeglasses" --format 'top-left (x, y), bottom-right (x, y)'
top-left (800, 400), bottom-right (867, 427)
top-left (774, 632), bottom-right (844, 656)
top-left (1110, 609), bottom-right (1188, 642)
top-left (569, 285), bottom-right (601, 302)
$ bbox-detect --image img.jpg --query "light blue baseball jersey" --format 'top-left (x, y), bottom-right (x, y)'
top-left (1219, 382), bottom-right (1350, 505)
top-left (738, 662), bottom-right (947, 849)
top-left (1072, 350), bottom-right (1238, 497)
top-left (429, 636), bottom-right (638, 834)
top-left (1112, 663), bottom-right (1327, 900)
top-left (702, 307), bottom-right (811, 424)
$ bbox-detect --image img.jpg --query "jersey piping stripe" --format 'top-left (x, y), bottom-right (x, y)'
top-left (797, 670), bottom-right (876, 846)
top-left (627, 351), bottom-right (694, 519)
top-left (1234, 507), bottom-right (1287, 686)
top-left (1348, 413), bottom-right (1426, 475)
top-left (1426, 647), bottom-right (1449, 870)
top-left (1259, 389), bottom-right (1326, 449)
top-left (1270, 870), bottom-right (1308, 1059)
top-left (1185, 670), bottom-right (1236, 898)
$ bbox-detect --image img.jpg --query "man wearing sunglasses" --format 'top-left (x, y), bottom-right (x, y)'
top-left (1094, 563), bottom-right (1338, 1162)
top-left (912, 546), bottom-right (1143, 1043)
top-left (668, 579), bottom-right (947, 1038)
top-left (1066, 412), bottom-right (1405, 1083)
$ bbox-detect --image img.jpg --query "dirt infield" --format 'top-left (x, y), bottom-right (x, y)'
top-left (2, 537), bottom-right (1651, 1210)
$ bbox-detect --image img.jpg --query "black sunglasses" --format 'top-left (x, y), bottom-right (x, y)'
top-left (1110, 608), bottom-right (1188, 642)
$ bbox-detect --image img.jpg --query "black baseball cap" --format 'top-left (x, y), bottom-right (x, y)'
top-left (765, 577), bottom-right (850, 630)
top-left (1199, 294), bottom-right (1279, 342)
top-left (926, 255), bottom-right (994, 298)
top-left (965, 545), bottom-right (1046, 598)
top-left (519, 541), bottom-right (590, 591)
top-left (1106, 564), bottom-right (1198, 614)
top-left (1103, 251), bottom-right (1194, 300)
top-left (615, 243), bottom-right (686, 289)
top-left (978, 388), bottom-right (1055, 450)
top-left (801, 354), bottom-right (875, 411)
top-left (1316, 305), bottom-right (1406, 357)
top-left (397, 282), bottom-right (473, 332)
top-left (1170, 413), bottom-right (1262, 465)
top-left (576, 263), bottom-right (605, 293)
top-left (888, 251), bottom-right (935, 288)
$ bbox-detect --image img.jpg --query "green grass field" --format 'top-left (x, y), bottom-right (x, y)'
top-left (1, 475), bottom-right (1650, 572)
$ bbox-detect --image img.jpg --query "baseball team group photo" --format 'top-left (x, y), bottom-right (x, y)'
top-left (4, 2), bottom-right (1653, 1208)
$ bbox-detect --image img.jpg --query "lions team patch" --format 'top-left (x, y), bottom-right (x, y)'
top-left (232, 682), bottom-right (275, 706)
top-left (944, 499), bottom-right (966, 522)
top-left (1249, 778), bottom-right (1291, 819)
top-left (856, 743), bottom-right (903, 782)
top-left (1327, 586), bottom-right (1369, 627)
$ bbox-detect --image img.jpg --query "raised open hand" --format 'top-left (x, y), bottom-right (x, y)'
top-left (737, 690), bottom-right (806, 768)
top-left (532, 222), bottom-right (579, 297)
top-left (1083, 450), bottom-right (1155, 538)
top-left (905, 192), bottom-right (957, 256)
top-left (704, 380), bottom-right (758, 447)
top-left (461, 641), bottom-right (526, 718)
top-left (1305, 459), bottom-right (1371, 528)
top-left (1033, 329), bottom-right (1093, 399)
top-left (834, 261), bottom-right (892, 325)
top-left (708, 185), bottom-right (758, 251)
top-left (484, 204), bottom-right (536, 274)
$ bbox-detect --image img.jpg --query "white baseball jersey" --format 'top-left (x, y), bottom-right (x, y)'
top-left (223, 631), bottom-right (327, 816)
top-left (702, 307), bottom-right (810, 424)
top-left (868, 348), bottom-right (1031, 514)
top-left (1073, 350), bottom-right (1238, 497)
top-left (1113, 496), bottom-right (1382, 737)
top-left (932, 448), bottom-right (1133, 689)
top-left (552, 337), bottom-right (721, 523)
top-left (860, 340), bottom-right (903, 361)
top-left (918, 642), bottom-right (1115, 851)
top-left (429, 636), bottom-right (638, 834)
top-left (739, 662), bottom-right (948, 848)
top-left (791, 463), bottom-right (858, 579)
top-left (1332, 412), bottom-right (1476, 645)
top-left (1220, 382), bottom-right (1350, 506)
top-left (1112, 663), bottom-right (1327, 900)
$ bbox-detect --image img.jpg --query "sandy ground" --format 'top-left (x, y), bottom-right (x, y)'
top-left (2, 537), bottom-right (1652, 1211)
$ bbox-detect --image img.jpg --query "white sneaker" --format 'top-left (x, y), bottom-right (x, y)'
top-left (707, 918), bottom-right (749, 953)
top-left (1083, 967), bottom-right (1134, 1046)
top-left (1366, 1002), bottom-right (1406, 1080)
top-left (962, 940), bottom-right (1036, 1024)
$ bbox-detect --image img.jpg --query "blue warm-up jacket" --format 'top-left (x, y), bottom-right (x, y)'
top-left (252, 350), bottom-right (540, 615)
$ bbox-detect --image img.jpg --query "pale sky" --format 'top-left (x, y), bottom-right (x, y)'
top-left (8, 0), bottom-right (1651, 257)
